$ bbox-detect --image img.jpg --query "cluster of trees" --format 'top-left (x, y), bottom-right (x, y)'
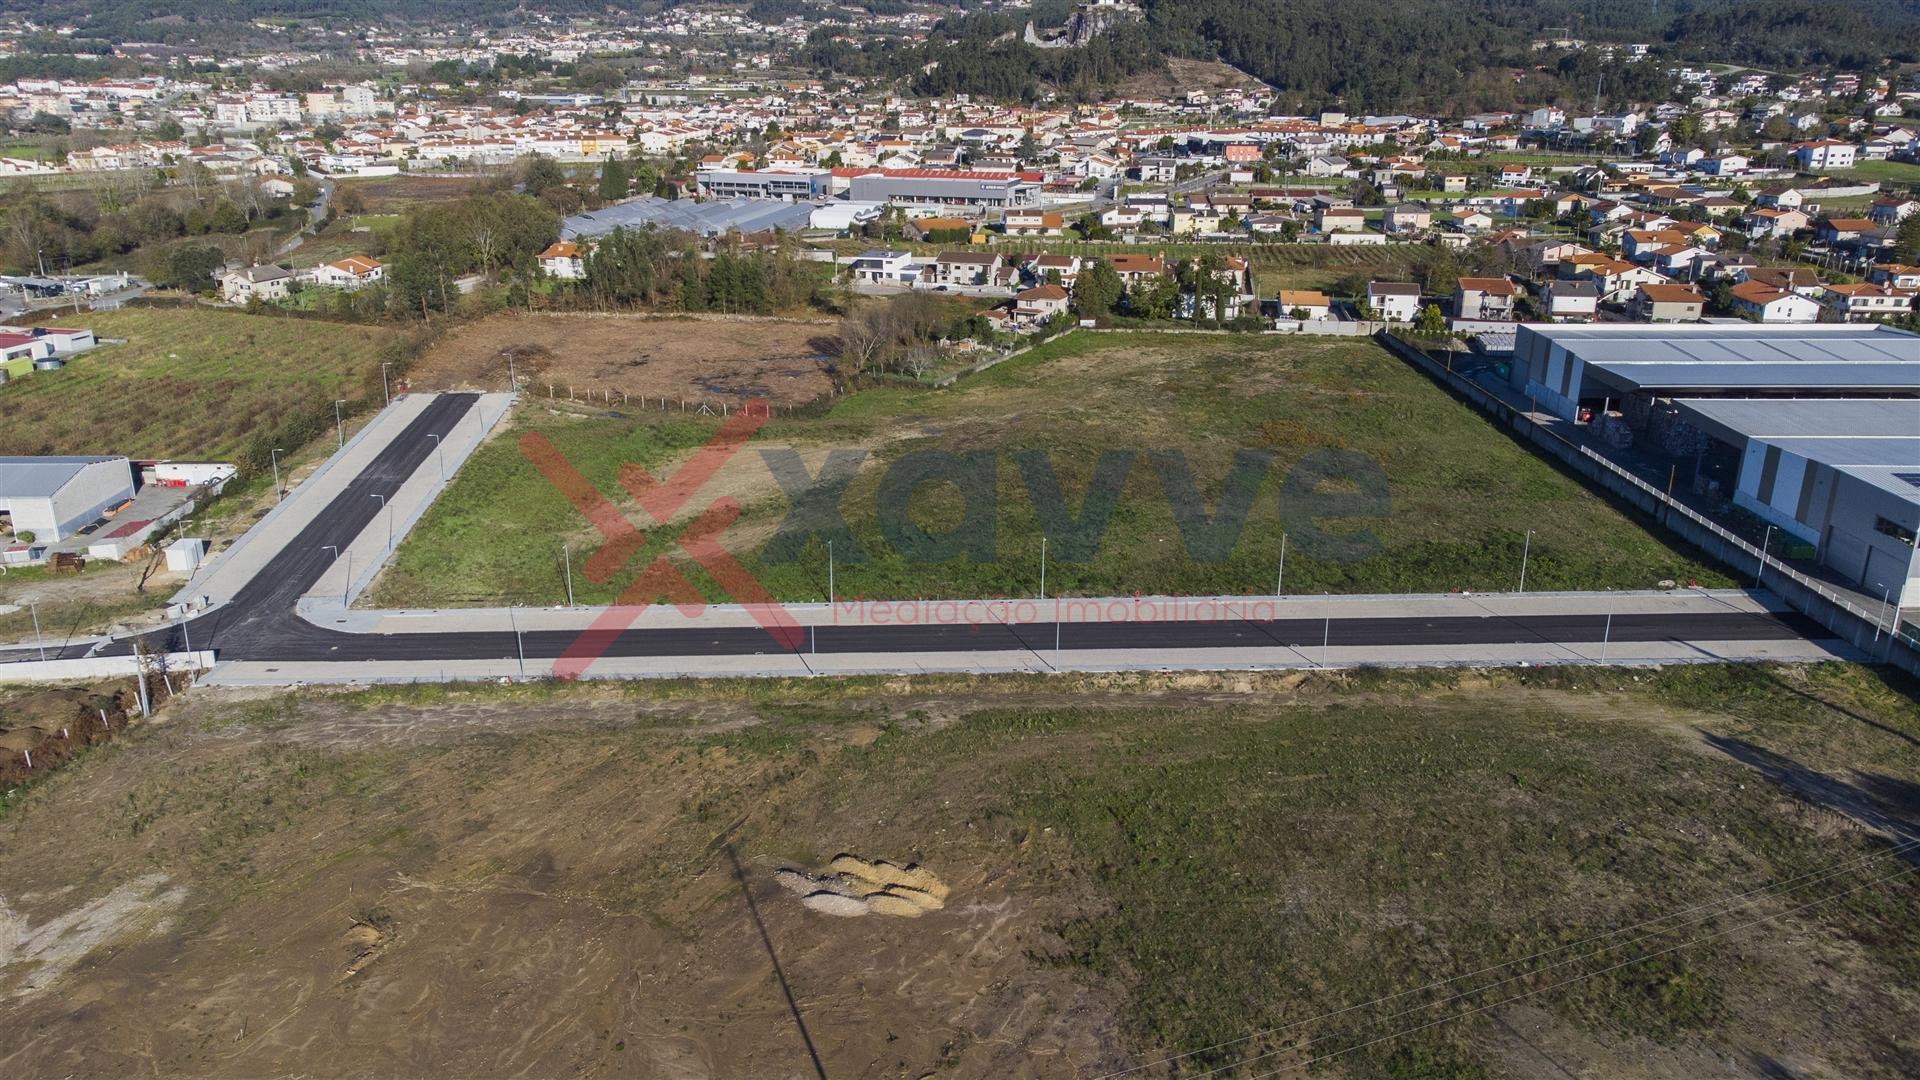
top-left (834, 292), bottom-right (1001, 379)
top-left (0, 170), bottom-right (315, 277)
top-left (1067, 255), bottom-right (1252, 326)
top-left (380, 190), bottom-right (559, 316)
top-left (572, 226), bottom-right (829, 316)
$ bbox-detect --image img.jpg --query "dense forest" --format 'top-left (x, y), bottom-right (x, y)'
top-left (6, 0), bottom-right (1920, 110)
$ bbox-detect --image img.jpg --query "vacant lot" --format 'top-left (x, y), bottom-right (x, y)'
top-left (332, 174), bottom-right (479, 214)
top-left (407, 311), bottom-right (837, 405)
top-left (371, 330), bottom-right (1729, 607)
top-left (0, 305), bottom-right (404, 460)
top-left (1, 663), bottom-right (1916, 1077)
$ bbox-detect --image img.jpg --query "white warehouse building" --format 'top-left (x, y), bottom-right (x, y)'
top-left (0, 456), bottom-right (136, 542)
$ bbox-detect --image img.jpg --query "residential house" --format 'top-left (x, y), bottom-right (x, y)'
top-left (1792, 140), bottom-right (1857, 171)
top-left (1869, 197), bottom-right (1920, 227)
top-left (1366, 281), bottom-right (1422, 322)
top-left (310, 255), bottom-right (384, 290)
top-left (539, 242), bottom-right (587, 280)
top-left (1541, 279), bottom-right (1600, 321)
top-left (932, 251), bottom-right (1003, 286)
top-left (1275, 290), bottom-right (1332, 320)
top-left (1866, 264), bottom-right (1920, 289)
top-left (1107, 254), bottom-right (1167, 289)
top-left (1727, 281), bottom-right (1821, 322)
top-left (847, 249), bottom-right (917, 285)
top-left (1815, 217), bottom-right (1877, 245)
top-left (1741, 208), bottom-right (1809, 239)
top-left (1003, 208), bottom-right (1064, 237)
top-left (220, 264), bottom-right (295, 303)
top-left (1447, 208), bottom-right (1493, 233)
top-left (1453, 277), bottom-right (1518, 321)
top-left (1630, 283), bottom-right (1705, 322)
top-left (1382, 204), bottom-right (1432, 235)
top-left (1821, 283), bottom-right (1915, 321)
top-left (1317, 207), bottom-right (1367, 233)
top-left (1024, 254), bottom-right (1082, 287)
top-left (1013, 284), bottom-right (1070, 321)
top-left (1738, 266), bottom-right (1824, 297)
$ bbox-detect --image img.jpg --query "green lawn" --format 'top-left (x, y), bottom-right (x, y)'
top-left (1818, 159), bottom-right (1920, 186)
top-left (0, 305), bottom-right (407, 460)
top-left (370, 330), bottom-right (1731, 607)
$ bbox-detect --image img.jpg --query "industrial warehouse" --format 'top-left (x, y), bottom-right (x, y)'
top-left (1503, 323), bottom-right (1920, 609)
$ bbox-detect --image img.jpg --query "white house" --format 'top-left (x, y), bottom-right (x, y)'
top-left (1366, 281), bottom-right (1422, 322)
top-left (1791, 140), bottom-right (1857, 171)
top-left (221, 264), bottom-right (296, 303)
top-left (538, 242), bottom-right (587, 280)
top-left (1728, 281), bottom-right (1821, 323)
top-left (310, 255), bottom-right (384, 290)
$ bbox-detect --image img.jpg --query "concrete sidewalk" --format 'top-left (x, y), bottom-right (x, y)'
top-left (168, 394), bottom-right (438, 615)
top-left (195, 634), bottom-right (1858, 687)
top-left (299, 587), bottom-right (1793, 637)
top-left (300, 392), bottom-right (513, 611)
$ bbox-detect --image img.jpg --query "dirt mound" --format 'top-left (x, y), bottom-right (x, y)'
top-left (777, 853), bottom-right (950, 918)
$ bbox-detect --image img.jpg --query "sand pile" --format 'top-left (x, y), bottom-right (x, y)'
top-left (775, 854), bottom-right (950, 918)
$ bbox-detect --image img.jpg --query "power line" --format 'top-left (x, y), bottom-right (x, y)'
top-left (1240, 862), bottom-right (1918, 1080)
top-left (1096, 836), bottom-right (1920, 1079)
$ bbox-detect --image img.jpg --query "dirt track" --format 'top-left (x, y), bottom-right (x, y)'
top-left (409, 313), bottom-right (838, 407)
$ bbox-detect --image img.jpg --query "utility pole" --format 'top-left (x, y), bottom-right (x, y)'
top-left (1518, 529), bottom-right (1534, 594)
top-left (381, 361), bottom-right (392, 405)
top-left (270, 447), bottom-right (285, 503)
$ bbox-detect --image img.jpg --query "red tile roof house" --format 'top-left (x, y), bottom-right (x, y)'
top-left (539, 241), bottom-right (587, 280)
top-left (1013, 283), bottom-right (1070, 321)
top-left (1453, 277), bottom-right (1518, 321)
top-left (310, 255), bottom-right (385, 290)
top-left (1106, 254), bottom-right (1167, 288)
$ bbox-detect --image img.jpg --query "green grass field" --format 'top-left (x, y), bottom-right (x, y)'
top-left (0, 305), bottom-right (405, 460)
top-left (370, 330), bottom-right (1731, 607)
top-left (1819, 159), bottom-right (1920, 186)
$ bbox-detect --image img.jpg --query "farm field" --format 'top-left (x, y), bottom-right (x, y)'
top-left (368, 330), bottom-right (1731, 608)
top-left (405, 311), bottom-right (837, 405)
top-left (0, 305), bottom-right (406, 461)
top-left (0, 663), bottom-right (1915, 1077)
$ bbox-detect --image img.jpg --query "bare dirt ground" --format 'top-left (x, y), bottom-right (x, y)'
top-left (409, 313), bottom-right (838, 407)
top-left (2, 667), bottom-right (1917, 1078)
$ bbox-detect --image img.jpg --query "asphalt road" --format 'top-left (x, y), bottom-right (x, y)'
top-left (2, 391), bottom-right (1831, 668)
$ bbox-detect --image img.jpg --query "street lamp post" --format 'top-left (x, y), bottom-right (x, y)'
top-left (509, 605), bottom-right (525, 678)
top-left (562, 543), bottom-right (574, 606)
top-left (334, 400), bottom-right (346, 448)
top-left (1276, 531), bottom-right (1287, 596)
top-left (1322, 591), bottom-right (1331, 668)
top-left (1756, 525), bottom-right (1774, 589)
top-left (381, 362), bottom-right (392, 405)
top-left (270, 447), bottom-right (285, 503)
top-left (1518, 529), bottom-right (1534, 594)
top-left (30, 601), bottom-right (45, 661)
top-left (1600, 589), bottom-right (1615, 665)
top-left (429, 433), bottom-right (443, 479)
top-left (1039, 536), bottom-right (1047, 601)
top-left (371, 494), bottom-right (391, 549)
top-left (826, 539), bottom-right (835, 604)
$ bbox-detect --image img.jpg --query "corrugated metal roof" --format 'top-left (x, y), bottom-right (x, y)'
top-left (563, 197), bottom-right (817, 239)
top-left (0, 456), bottom-right (129, 499)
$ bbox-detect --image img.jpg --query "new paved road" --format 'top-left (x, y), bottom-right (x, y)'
top-left (0, 392), bottom-right (1835, 671)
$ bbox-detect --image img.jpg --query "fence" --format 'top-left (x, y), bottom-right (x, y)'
top-left (1376, 332), bottom-right (1920, 675)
